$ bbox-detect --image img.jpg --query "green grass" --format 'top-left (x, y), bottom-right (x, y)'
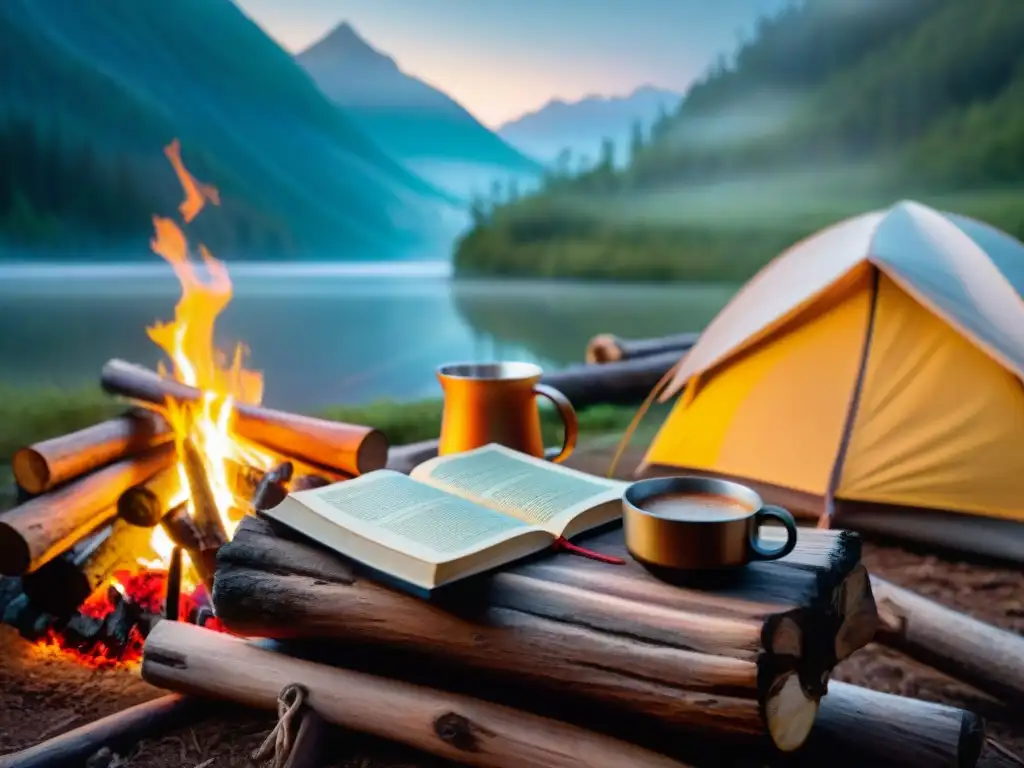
top-left (0, 387), bottom-right (664, 509)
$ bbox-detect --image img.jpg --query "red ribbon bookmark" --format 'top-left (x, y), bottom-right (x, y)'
top-left (552, 537), bottom-right (626, 565)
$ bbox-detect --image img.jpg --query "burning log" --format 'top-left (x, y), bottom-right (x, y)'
top-left (165, 547), bottom-right (183, 621)
top-left (0, 444), bottom-right (176, 576)
top-left (871, 575), bottom-right (1024, 708)
top-left (250, 463), bottom-right (294, 511)
top-left (21, 519), bottom-right (153, 616)
top-left (101, 359), bottom-right (389, 475)
top-left (225, 451), bottom-right (350, 505)
top-left (101, 584), bottom-right (145, 656)
top-left (0, 694), bottom-right (204, 768)
top-left (11, 411), bottom-right (172, 496)
top-left (117, 465), bottom-right (182, 528)
top-left (585, 332), bottom-right (699, 365)
top-left (160, 503), bottom-right (201, 552)
top-left (212, 516), bottom-right (875, 753)
top-left (180, 436), bottom-right (226, 546)
top-left (142, 621), bottom-right (695, 768)
top-left (159, 503), bottom-right (214, 588)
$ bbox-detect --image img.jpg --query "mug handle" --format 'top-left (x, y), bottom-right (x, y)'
top-left (748, 505), bottom-right (798, 562)
top-left (533, 384), bottom-right (578, 463)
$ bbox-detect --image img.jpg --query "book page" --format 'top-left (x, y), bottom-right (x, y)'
top-left (411, 444), bottom-right (626, 536)
top-left (289, 470), bottom-right (538, 564)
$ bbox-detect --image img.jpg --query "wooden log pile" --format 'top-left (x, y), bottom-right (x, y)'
top-left (212, 514), bottom-right (880, 755)
top-left (198, 513), bottom-right (1015, 767)
top-left (0, 359), bottom-right (382, 653)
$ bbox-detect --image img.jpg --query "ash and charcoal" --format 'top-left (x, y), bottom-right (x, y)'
top-left (0, 571), bottom-right (217, 665)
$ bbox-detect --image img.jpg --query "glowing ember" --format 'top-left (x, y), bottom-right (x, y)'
top-left (31, 571), bottom-right (217, 668)
top-left (33, 140), bottom-right (263, 665)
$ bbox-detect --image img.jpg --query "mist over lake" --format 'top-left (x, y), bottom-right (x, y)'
top-left (0, 262), bottom-right (736, 409)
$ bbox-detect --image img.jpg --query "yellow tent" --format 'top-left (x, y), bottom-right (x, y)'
top-left (640, 201), bottom-right (1024, 561)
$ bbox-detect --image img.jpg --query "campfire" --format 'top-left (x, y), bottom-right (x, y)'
top-left (0, 141), bottom-right (389, 666)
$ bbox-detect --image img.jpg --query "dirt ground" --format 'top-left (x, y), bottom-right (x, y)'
top-left (1, 442), bottom-right (1023, 767)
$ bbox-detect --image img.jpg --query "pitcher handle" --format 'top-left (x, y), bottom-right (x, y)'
top-left (533, 384), bottom-right (578, 463)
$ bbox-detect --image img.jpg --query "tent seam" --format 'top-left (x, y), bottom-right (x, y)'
top-left (822, 266), bottom-right (880, 525)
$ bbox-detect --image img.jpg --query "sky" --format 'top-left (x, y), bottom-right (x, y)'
top-left (234, 0), bottom-right (790, 127)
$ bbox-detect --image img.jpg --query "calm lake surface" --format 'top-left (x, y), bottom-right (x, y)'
top-left (0, 262), bottom-right (738, 409)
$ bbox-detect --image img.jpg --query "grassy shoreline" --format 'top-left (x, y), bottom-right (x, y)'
top-left (453, 185), bottom-right (1024, 283)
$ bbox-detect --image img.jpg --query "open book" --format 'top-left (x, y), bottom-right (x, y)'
top-left (260, 444), bottom-right (626, 595)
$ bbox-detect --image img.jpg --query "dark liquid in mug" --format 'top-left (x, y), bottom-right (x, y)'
top-left (641, 492), bottom-right (752, 522)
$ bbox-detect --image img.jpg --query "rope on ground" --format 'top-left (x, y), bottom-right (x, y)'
top-left (252, 683), bottom-right (307, 768)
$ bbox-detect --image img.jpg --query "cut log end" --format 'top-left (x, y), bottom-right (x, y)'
top-left (585, 334), bottom-right (624, 365)
top-left (10, 448), bottom-right (49, 496)
top-left (0, 524), bottom-right (30, 577)
top-left (356, 430), bottom-right (389, 476)
top-left (764, 672), bottom-right (819, 753)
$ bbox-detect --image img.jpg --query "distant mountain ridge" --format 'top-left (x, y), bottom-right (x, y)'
top-left (297, 22), bottom-right (540, 194)
top-left (498, 86), bottom-right (683, 165)
top-left (0, 0), bottom-right (454, 259)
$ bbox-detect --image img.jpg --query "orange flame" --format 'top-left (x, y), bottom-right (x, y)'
top-left (140, 140), bottom-right (272, 578)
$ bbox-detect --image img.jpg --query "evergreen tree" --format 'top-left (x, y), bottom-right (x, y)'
top-left (469, 191), bottom-right (488, 225)
top-left (598, 138), bottom-right (615, 172)
top-left (629, 119), bottom-right (645, 162)
top-left (489, 178), bottom-right (503, 207)
top-left (555, 147), bottom-right (573, 178)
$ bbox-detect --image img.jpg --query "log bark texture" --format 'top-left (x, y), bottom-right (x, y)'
top-left (0, 444), bottom-right (176, 576)
top-left (585, 332), bottom-right (699, 365)
top-left (20, 518), bottom-right (153, 616)
top-left (11, 411), bottom-right (171, 496)
top-left (142, 621), bottom-right (694, 768)
top-left (800, 681), bottom-right (984, 768)
top-left (213, 515), bottom-right (876, 752)
top-left (0, 694), bottom-right (203, 768)
top-left (100, 359), bottom-right (388, 475)
top-left (871, 575), bottom-right (1024, 708)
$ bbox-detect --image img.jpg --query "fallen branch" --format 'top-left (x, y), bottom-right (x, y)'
top-left (871, 575), bottom-right (1024, 708)
top-left (585, 332), bottom-right (698, 365)
top-left (0, 694), bottom-right (203, 768)
top-left (543, 351), bottom-right (680, 408)
top-left (142, 621), bottom-right (694, 768)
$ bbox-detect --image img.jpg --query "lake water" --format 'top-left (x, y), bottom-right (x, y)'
top-left (0, 262), bottom-right (738, 409)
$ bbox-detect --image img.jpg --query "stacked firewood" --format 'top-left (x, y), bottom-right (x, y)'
top-left (0, 358), bottom-right (389, 653)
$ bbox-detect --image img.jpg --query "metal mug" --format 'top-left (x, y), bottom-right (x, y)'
top-left (623, 476), bottom-right (798, 571)
top-left (436, 362), bottom-right (578, 462)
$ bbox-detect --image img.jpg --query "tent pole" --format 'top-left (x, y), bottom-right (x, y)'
top-left (821, 268), bottom-right (881, 528)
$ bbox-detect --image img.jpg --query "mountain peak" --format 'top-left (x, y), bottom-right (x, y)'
top-left (320, 21), bottom-right (364, 48)
top-left (300, 20), bottom-right (395, 69)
